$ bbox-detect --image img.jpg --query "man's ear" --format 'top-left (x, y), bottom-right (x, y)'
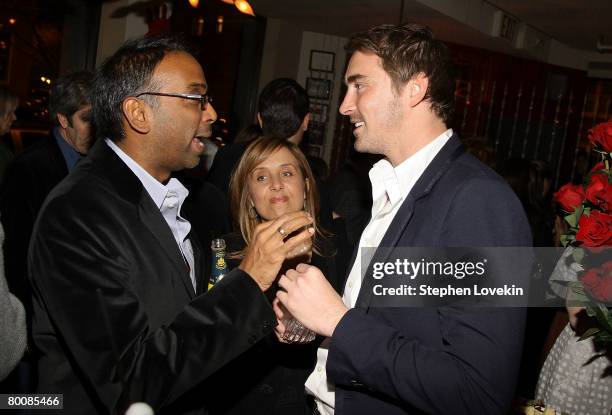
top-left (302, 113), bottom-right (310, 132)
top-left (122, 97), bottom-right (150, 134)
top-left (407, 73), bottom-right (429, 107)
top-left (57, 113), bottom-right (70, 129)
top-left (256, 112), bottom-right (263, 128)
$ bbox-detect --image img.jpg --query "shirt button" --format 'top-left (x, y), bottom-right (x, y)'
top-left (348, 282), bottom-right (353, 288)
top-left (317, 366), bottom-right (322, 372)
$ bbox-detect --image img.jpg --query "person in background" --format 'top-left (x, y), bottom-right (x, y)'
top-left (0, 222), bottom-right (26, 382)
top-left (0, 70), bottom-right (94, 314)
top-left (205, 136), bottom-right (340, 415)
top-left (0, 87), bottom-right (18, 183)
top-left (207, 78), bottom-right (310, 195)
top-left (0, 72), bottom-right (94, 395)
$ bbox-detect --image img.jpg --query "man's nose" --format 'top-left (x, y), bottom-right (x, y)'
top-left (202, 102), bottom-right (217, 124)
top-left (339, 93), bottom-right (354, 116)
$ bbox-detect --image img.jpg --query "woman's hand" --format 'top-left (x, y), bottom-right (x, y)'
top-left (239, 211), bottom-right (314, 291)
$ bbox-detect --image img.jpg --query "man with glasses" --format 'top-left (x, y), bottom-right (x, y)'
top-left (28, 36), bottom-right (312, 415)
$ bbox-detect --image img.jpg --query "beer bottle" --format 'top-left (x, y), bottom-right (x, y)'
top-left (208, 238), bottom-right (228, 290)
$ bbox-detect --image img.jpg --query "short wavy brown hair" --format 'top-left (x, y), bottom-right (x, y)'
top-left (228, 136), bottom-right (327, 257)
top-left (346, 23), bottom-right (455, 124)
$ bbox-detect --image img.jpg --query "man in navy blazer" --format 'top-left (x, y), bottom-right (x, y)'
top-left (277, 23), bottom-right (531, 415)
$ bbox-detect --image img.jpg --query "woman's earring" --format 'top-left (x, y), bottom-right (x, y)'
top-left (248, 201), bottom-right (259, 219)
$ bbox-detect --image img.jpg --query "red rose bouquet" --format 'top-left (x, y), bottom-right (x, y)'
top-left (553, 120), bottom-right (612, 345)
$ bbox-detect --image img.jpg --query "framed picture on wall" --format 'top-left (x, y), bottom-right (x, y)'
top-left (309, 50), bottom-right (335, 73)
top-left (306, 78), bottom-right (332, 100)
top-left (309, 103), bottom-right (328, 124)
top-left (307, 122), bottom-right (326, 146)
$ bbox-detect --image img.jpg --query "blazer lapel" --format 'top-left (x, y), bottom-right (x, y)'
top-left (138, 196), bottom-right (196, 299)
top-left (87, 140), bottom-right (197, 299)
top-left (190, 232), bottom-right (206, 296)
top-left (355, 135), bottom-right (466, 310)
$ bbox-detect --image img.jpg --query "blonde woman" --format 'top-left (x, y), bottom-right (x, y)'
top-left (205, 136), bottom-right (340, 415)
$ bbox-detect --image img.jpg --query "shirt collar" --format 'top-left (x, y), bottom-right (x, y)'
top-left (52, 127), bottom-right (83, 173)
top-left (104, 138), bottom-right (189, 209)
top-left (369, 128), bottom-right (453, 210)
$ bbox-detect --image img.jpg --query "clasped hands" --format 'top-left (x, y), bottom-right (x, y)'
top-left (275, 263), bottom-right (348, 339)
top-left (238, 210), bottom-right (348, 339)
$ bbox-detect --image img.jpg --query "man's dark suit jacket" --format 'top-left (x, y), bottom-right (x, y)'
top-left (326, 135), bottom-right (532, 415)
top-left (0, 134), bottom-right (68, 312)
top-left (29, 140), bottom-right (276, 415)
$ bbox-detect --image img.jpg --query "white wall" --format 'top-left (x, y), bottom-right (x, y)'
top-left (258, 24), bottom-right (349, 165)
top-left (257, 18), bottom-right (304, 98)
top-left (416, 0), bottom-right (612, 77)
top-left (96, 0), bottom-right (148, 65)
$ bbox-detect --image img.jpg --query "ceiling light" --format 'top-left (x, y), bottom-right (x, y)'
top-left (188, 0), bottom-right (199, 8)
top-left (8, 18), bottom-right (16, 25)
top-left (233, 0), bottom-right (255, 16)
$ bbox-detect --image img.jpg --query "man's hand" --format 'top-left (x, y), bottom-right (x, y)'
top-left (272, 299), bottom-right (290, 343)
top-left (276, 263), bottom-right (348, 337)
top-left (239, 211), bottom-right (313, 291)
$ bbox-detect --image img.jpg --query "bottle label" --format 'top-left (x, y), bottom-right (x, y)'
top-left (215, 255), bottom-right (226, 271)
top-left (209, 249), bottom-right (228, 290)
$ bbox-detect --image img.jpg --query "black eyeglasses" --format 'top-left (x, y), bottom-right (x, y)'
top-left (134, 92), bottom-right (213, 110)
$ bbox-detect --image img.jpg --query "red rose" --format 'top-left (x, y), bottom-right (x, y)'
top-left (596, 278), bottom-right (612, 303)
top-left (575, 210), bottom-right (612, 247)
top-left (553, 183), bottom-right (585, 212)
top-left (591, 162), bottom-right (606, 173)
top-left (585, 173), bottom-right (611, 207)
top-left (580, 268), bottom-right (603, 296)
top-left (579, 261), bottom-right (612, 303)
top-left (596, 184), bottom-right (612, 212)
top-left (588, 121), bottom-right (612, 152)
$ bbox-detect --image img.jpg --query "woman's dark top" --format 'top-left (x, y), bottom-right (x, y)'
top-left (203, 232), bottom-right (341, 415)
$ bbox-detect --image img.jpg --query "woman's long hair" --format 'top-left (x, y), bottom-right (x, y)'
top-left (228, 136), bottom-right (328, 258)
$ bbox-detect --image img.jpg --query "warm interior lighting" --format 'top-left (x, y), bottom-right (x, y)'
top-left (217, 16), bottom-right (224, 33)
top-left (188, 0), bottom-right (199, 8)
top-left (220, 0), bottom-right (233, 3)
top-left (233, 0), bottom-right (255, 16)
top-left (196, 17), bottom-right (204, 36)
top-left (8, 18), bottom-right (16, 25)
top-left (46, 79), bottom-right (51, 85)
top-left (40, 76), bottom-right (47, 82)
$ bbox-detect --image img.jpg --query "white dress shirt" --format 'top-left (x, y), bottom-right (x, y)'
top-left (305, 129), bottom-right (453, 414)
top-left (105, 139), bottom-right (196, 290)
